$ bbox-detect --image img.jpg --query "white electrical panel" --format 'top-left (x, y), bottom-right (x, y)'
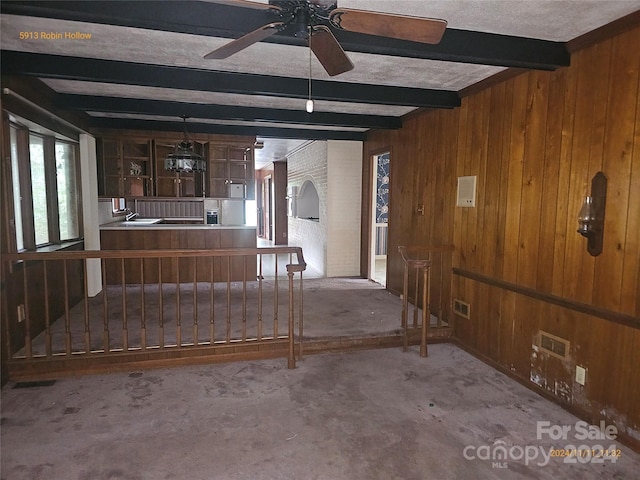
top-left (457, 176), bottom-right (477, 207)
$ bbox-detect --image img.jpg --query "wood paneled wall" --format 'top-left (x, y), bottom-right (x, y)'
top-left (364, 25), bottom-right (640, 449)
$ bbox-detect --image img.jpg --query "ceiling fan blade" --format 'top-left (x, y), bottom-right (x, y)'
top-left (329, 8), bottom-right (447, 44)
top-left (204, 22), bottom-right (284, 59)
top-left (310, 25), bottom-right (354, 77)
top-left (206, 0), bottom-right (281, 12)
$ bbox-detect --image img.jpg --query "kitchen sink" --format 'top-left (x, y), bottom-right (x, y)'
top-left (123, 218), bottom-right (163, 225)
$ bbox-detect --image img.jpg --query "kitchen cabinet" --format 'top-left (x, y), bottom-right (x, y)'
top-left (154, 140), bottom-right (207, 197)
top-left (209, 145), bottom-right (255, 199)
top-left (97, 133), bottom-right (255, 199)
top-left (98, 138), bottom-right (153, 197)
top-left (100, 226), bottom-right (257, 283)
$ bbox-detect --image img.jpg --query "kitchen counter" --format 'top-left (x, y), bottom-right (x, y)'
top-left (100, 220), bottom-right (257, 230)
top-left (100, 221), bottom-right (257, 283)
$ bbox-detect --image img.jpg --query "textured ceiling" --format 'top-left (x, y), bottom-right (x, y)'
top-left (1, 0), bottom-right (639, 166)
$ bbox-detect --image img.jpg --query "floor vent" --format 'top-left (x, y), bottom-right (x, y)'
top-left (538, 331), bottom-right (569, 360)
top-left (13, 380), bottom-right (56, 389)
top-left (453, 299), bottom-right (470, 319)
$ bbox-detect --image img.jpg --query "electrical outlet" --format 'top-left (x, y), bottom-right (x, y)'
top-left (17, 304), bottom-right (26, 323)
top-left (575, 365), bottom-right (586, 386)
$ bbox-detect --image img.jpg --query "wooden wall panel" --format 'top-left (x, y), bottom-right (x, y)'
top-left (364, 23), bottom-right (640, 450)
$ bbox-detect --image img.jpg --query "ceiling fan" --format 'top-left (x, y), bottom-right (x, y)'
top-left (204, 0), bottom-right (447, 76)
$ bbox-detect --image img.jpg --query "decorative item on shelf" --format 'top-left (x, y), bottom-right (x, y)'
top-left (165, 116), bottom-right (206, 173)
top-left (577, 171), bottom-right (607, 256)
top-left (129, 162), bottom-right (142, 176)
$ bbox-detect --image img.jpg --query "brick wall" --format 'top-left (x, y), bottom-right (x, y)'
top-left (288, 141), bottom-right (327, 275)
top-left (287, 140), bottom-right (362, 276)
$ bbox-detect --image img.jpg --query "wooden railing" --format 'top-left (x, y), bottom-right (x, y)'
top-left (398, 245), bottom-right (455, 356)
top-left (2, 247), bottom-right (306, 380)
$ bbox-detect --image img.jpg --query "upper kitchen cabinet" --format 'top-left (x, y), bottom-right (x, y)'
top-left (209, 144), bottom-right (255, 199)
top-left (95, 131), bottom-right (255, 198)
top-left (97, 138), bottom-right (153, 197)
top-left (154, 140), bottom-right (207, 197)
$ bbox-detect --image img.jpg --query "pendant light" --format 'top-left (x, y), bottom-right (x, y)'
top-left (164, 116), bottom-right (206, 173)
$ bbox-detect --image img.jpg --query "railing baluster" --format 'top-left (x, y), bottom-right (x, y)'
top-left (413, 267), bottom-right (419, 328)
top-left (83, 259), bottom-right (91, 353)
top-left (226, 256), bottom-right (231, 343)
top-left (101, 258), bottom-right (110, 353)
top-left (159, 259), bottom-right (164, 349)
top-left (140, 259), bottom-right (146, 350)
top-left (43, 261), bottom-right (52, 357)
top-left (193, 256), bottom-right (198, 346)
top-left (64, 259), bottom-right (71, 355)
top-left (421, 265), bottom-right (429, 358)
top-left (439, 251), bottom-right (445, 327)
top-left (121, 257), bottom-right (128, 352)
top-left (287, 269), bottom-right (295, 369)
top-left (257, 253), bottom-right (263, 341)
top-left (176, 259), bottom-right (181, 348)
top-left (298, 269), bottom-right (304, 361)
top-left (22, 259), bottom-right (32, 359)
top-left (210, 256), bottom-right (215, 344)
top-left (274, 255), bottom-right (279, 338)
top-left (242, 256), bottom-right (247, 342)
top-left (402, 261), bottom-right (409, 352)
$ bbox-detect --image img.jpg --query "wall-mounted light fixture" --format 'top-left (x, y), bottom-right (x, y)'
top-left (577, 171), bottom-right (607, 256)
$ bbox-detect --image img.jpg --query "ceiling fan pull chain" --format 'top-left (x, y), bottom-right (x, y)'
top-left (306, 24), bottom-right (314, 113)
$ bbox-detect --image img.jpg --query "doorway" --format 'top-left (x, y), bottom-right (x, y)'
top-left (370, 152), bottom-right (390, 286)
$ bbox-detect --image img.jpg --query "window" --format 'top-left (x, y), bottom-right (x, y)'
top-left (9, 125), bottom-right (24, 251)
top-left (6, 120), bottom-right (82, 251)
top-left (29, 134), bottom-right (49, 245)
top-left (56, 141), bottom-right (80, 240)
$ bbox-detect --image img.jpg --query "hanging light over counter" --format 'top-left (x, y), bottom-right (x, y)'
top-left (165, 116), bottom-right (206, 173)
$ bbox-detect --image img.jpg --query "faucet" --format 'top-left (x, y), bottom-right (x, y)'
top-left (125, 210), bottom-right (139, 221)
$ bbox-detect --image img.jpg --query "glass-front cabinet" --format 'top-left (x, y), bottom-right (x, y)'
top-left (98, 138), bottom-right (153, 197)
top-left (97, 134), bottom-right (255, 199)
top-left (209, 145), bottom-right (255, 200)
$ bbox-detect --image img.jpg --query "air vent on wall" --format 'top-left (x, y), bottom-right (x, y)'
top-left (538, 331), bottom-right (570, 360)
top-left (453, 299), bottom-right (470, 319)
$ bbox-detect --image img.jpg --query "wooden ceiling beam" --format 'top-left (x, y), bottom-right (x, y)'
top-left (57, 94), bottom-right (403, 129)
top-left (2, 51), bottom-right (461, 109)
top-left (87, 117), bottom-right (367, 141)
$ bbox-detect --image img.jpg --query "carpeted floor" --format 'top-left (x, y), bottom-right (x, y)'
top-left (2, 344), bottom-right (639, 480)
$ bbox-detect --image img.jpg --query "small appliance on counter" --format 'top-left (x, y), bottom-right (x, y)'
top-left (206, 209), bottom-right (219, 225)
